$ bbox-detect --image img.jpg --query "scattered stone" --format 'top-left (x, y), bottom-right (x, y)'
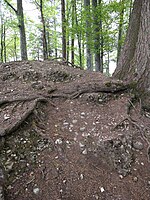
top-left (33, 187), bottom-right (40, 195)
top-left (63, 122), bottom-right (69, 126)
top-left (79, 142), bottom-right (85, 148)
top-left (147, 180), bottom-right (150, 185)
top-left (55, 138), bottom-right (63, 145)
top-left (94, 194), bottom-right (99, 199)
top-left (133, 177), bottom-right (138, 182)
top-left (80, 174), bottom-right (84, 180)
top-left (4, 114), bottom-right (10, 120)
top-left (5, 161), bottom-right (14, 171)
top-left (81, 112), bottom-right (85, 116)
top-left (100, 187), bottom-right (105, 193)
top-left (132, 141), bottom-right (144, 150)
top-left (82, 149), bottom-right (87, 155)
top-left (119, 175), bottom-right (124, 179)
top-left (72, 119), bottom-right (77, 124)
top-left (80, 127), bottom-right (86, 132)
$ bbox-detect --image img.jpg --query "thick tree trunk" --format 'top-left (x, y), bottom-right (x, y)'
top-left (113, 0), bottom-right (150, 108)
top-left (17, 0), bottom-right (28, 60)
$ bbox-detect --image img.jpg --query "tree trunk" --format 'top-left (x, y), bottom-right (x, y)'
top-left (3, 23), bottom-right (6, 62)
top-left (40, 0), bottom-right (48, 60)
top-left (92, 0), bottom-right (99, 71)
top-left (84, 0), bottom-right (92, 70)
top-left (71, 0), bottom-right (75, 65)
top-left (0, 15), bottom-right (4, 62)
top-left (61, 0), bottom-right (66, 60)
top-left (113, 0), bottom-right (150, 107)
top-left (75, 0), bottom-right (82, 67)
top-left (14, 33), bottom-right (18, 61)
top-left (4, 0), bottom-right (28, 60)
top-left (17, 0), bottom-right (28, 60)
top-left (117, 0), bottom-right (125, 63)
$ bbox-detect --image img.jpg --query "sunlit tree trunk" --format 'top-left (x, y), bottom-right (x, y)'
top-left (75, 0), bottom-right (82, 67)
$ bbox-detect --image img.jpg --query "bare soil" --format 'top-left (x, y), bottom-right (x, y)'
top-left (0, 60), bottom-right (150, 200)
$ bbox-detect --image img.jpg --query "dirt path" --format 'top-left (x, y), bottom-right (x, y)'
top-left (0, 61), bottom-right (150, 200)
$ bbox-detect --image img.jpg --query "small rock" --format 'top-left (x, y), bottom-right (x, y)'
top-left (100, 187), bottom-right (105, 193)
top-left (80, 127), bottom-right (86, 132)
top-left (81, 112), bottom-right (85, 116)
top-left (147, 180), bottom-right (150, 185)
top-left (132, 141), bottom-right (144, 150)
top-left (5, 161), bottom-right (14, 171)
top-left (55, 138), bottom-right (63, 144)
top-left (4, 114), bottom-right (10, 120)
top-left (133, 177), bottom-right (138, 182)
top-left (80, 174), bottom-right (84, 180)
top-left (94, 194), bottom-right (99, 199)
top-left (72, 120), bottom-right (77, 124)
top-left (33, 187), bottom-right (40, 195)
top-left (82, 149), bottom-right (87, 155)
top-left (119, 175), bottom-right (124, 179)
top-left (79, 142), bottom-right (85, 148)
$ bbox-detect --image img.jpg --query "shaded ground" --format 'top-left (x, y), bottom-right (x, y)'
top-left (0, 60), bottom-right (150, 200)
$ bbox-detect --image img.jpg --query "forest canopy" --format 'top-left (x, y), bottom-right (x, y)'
top-left (0, 0), bottom-right (133, 74)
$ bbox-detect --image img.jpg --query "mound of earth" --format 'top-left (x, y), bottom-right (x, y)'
top-left (0, 60), bottom-right (150, 200)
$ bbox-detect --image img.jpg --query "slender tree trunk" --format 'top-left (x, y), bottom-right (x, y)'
top-left (71, 0), bottom-right (75, 65)
top-left (3, 23), bottom-right (6, 62)
top-left (75, 0), bottom-right (82, 67)
top-left (84, 0), bottom-right (92, 70)
top-left (66, 1), bottom-right (70, 63)
top-left (53, 17), bottom-right (57, 58)
top-left (61, 0), bottom-right (66, 60)
top-left (40, 0), bottom-right (48, 60)
top-left (0, 14), bottom-right (3, 62)
top-left (117, 0), bottom-right (125, 63)
top-left (14, 33), bottom-right (17, 61)
top-left (92, 0), bottom-right (102, 72)
top-left (17, 0), bottom-right (28, 60)
top-left (4, 0), bottom-right (28, 60)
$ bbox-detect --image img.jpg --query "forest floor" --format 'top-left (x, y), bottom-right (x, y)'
top-left (0, 60), bottom-right (150, 200)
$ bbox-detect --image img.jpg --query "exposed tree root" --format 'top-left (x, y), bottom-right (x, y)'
top-left (0, 97), bottom-right (48, 137)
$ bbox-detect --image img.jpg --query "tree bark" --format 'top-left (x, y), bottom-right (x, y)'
top-left (117, 0), bottom-right (125, 63)
top-left (113, 0), bottom-right (150, 107)
top-left (17, 0), bottom-right (28, 60)
top-left (74, 0), bottom-right (82, 67)
top-left (84, 0), bottom-right (92, 70)
top-left (61, 0), bottom-right (66, 60)
top-left (4, 0), bottom-right (28, 60)
top-left (39, 0), bottom-right (48, 60)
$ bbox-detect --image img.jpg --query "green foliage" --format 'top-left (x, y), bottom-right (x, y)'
top-left (0, 0), bottom-right (133, 71)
